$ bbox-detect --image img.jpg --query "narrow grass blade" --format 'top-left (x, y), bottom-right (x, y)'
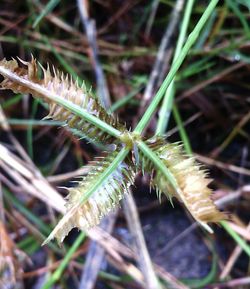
top-left (156, 0), bottom-right (195, 135)
top-left (221, 220), bottom-right (250, 257)
top-left (33, 0), bottom-right (60, 28)
top-left (41, 232), bottom-right (85, 289)
top-left (134, 0), bottom-right (219, 134)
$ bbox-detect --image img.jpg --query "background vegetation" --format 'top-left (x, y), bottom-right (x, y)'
top-left (0, 1), bottom-right (250, 288)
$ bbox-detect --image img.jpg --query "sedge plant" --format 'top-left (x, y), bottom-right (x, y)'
top-left (0, 0), bottom-right (226, 245)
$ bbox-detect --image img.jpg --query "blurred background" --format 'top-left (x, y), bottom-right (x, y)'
top-left (0, 1), bottom-right (250, 288)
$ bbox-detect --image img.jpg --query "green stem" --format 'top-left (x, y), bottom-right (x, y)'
top-left (3, 188), bottom-right (61, 254)
top-left (33, 0), bottom-right (60, 28)
top-left (109, 87), bottom-right (142, 113)
top-left (134, 0), bottom-right (219, 134)
top-left (221, 220), bottom-right (250, 257)
top-left (41, 232), bottom-right (85, 289)
top-left (172, 104), bottom-right (192, 155)
top-left (156, 0), bottom-right (195, 135)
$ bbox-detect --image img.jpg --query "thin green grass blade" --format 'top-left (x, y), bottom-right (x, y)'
top-left (178, 57), bottom-right (215, 80)
top-left (32, 0), bottom-right (60, 28)
top-left (42, 36), bottom-right (86, 85)
top-left (3, 188), bottom-right (61, 254)
top-left (194, 10), bottom-right (217, 49)
top-left (236, 0), bottom-right (250, 10)
top-left (156, 0), bottom-right (195, 135)
top-left (109, 87), bottom-right (142, 113)
top-left (27, 99), bottom-right (39, 159)
top-left (221, 220), bottom-right (250, 257)
top-left (183, 245), bottom-right (217, 288)
top-left (134, 0), bottom-right (219, 134)
top-left (41, 232), bottom-right (85, 289)
top-left (6, 119), bottom-right (63, 126)
top-left (172, 104), bottom-right (192, 155)
top-left (1, 94), bottom-right (23, 109)
top-left (4, 188), bottom-right (51, 235)
top-left (17, 236), bottom-right (39, 254)
top-left (226, 0), bottom-right (250, 35)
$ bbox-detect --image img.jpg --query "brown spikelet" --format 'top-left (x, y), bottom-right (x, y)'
top-left (0, 57), bottom-right (126, 143)
top-left (43, 150), bottom-right (136, 244)
top-left (141, 137), bottom-right (226, 232)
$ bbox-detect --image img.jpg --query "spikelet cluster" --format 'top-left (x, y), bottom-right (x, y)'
top-left (0, 57), bottom-right (226, 243)
top-left (142, 137), bottom-right (226, 231)
top-left (44, 150), bottom-right (136, 244)
top-left (0, 57), bottom-right (126, 143)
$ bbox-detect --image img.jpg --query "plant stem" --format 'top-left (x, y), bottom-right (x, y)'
top-left (41, 232), bottom-right (86, 289)
top-left (156, 0), bottom-right (195, 135)
top-left (134, 0), bottom-right (219, 134)
top-left (221, 221), bottom-right (250, 257)
top-left (172, 104), bottom-right (192, 155)
top-left (32, 0), bottom-right (60, 28)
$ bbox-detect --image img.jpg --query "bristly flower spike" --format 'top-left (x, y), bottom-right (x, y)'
top-left (43, 150), bottom-right (136, 244)
top-left (140, 136), bottom-right (226, 233)
top-left (0, 57), bottom-right (127, 144)
top-left (0, 57), bottom-right (226, 243)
